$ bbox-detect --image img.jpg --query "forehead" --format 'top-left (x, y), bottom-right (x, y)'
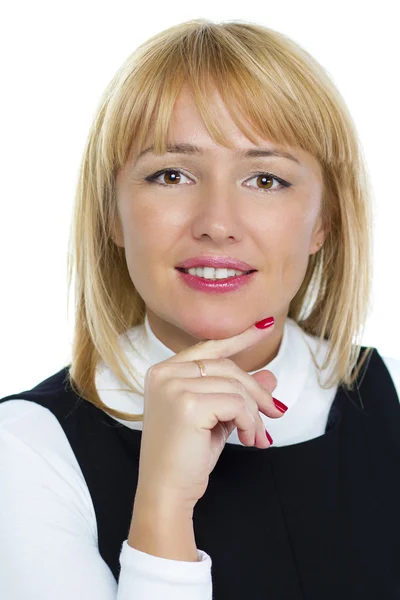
top-left (158, 85), bottom-right (264, 152)
top-left (131, 84), bottom-right (322, 180)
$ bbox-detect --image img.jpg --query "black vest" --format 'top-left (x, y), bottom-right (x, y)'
top-left (1, 346), bottom-right (400, 599)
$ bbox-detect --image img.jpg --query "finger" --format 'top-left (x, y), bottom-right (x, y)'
top-left (208, 360), bottom-right (282, 418)
top-left (166, 316), bottom-right (275, 364)
top-left (195, 392), bottom-right (258, 447)
top-left (162, 362), bottom-right (283, 419)
top-left (174, 375), bottom-right (274, 448)
top-left (168, 375), bottom-right (263, 424)
top-left (251, 370), bottom-right (278, 395)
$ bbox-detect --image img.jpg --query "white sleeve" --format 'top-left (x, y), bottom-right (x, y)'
top-left (0, 400), bottom-right (213, 600)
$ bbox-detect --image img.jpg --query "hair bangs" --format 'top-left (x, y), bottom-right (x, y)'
top-left (108, 20), bottom-right (354, 177)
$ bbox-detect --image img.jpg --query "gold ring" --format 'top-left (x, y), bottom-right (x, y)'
top-left (193, 359), bottom-right (207, 377)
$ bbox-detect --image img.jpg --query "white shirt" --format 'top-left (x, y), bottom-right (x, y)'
top-left (1, 316), bottom-right (399, 599)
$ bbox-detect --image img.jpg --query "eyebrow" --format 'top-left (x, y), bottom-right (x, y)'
top-left (135, 142), bottom-right (301, 165)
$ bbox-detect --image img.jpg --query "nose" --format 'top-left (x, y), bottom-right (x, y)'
top-left (191, 180), bottom-right (244, 244)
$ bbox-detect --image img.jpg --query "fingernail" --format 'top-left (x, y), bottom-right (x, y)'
top-left (272, 397), bottom-right (288, 413)
top-left (255, 316), bottom-right (274, 329)
top-left (265, 429), bottom-right (273, 445)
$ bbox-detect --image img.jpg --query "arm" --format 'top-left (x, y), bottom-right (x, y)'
top-left (0, 400), bottom-right (118, 598)
top-left (0, 400), bottom-right (212, 600)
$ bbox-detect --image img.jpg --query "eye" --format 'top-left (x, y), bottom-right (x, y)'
top-left (244, 171), bottom-right (291, 193)
top-left (145, 169), bottom-right (191, 186)
top-left (145, 169), bottom-right (192, 187)
top-left (145, 168), bottom-right (291, 193)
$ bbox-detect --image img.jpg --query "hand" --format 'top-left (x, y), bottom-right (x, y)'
top-left (136, 317), bottom-right (284, 514)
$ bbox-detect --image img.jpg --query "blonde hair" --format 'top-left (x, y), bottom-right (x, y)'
top-left (66, 18), bottom-right (374, 422)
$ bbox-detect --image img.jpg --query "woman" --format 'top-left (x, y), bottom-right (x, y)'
top-left (1, 18), bottom-right (399, 600)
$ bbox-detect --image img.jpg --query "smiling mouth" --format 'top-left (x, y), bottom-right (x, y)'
top-left (175, 267), bottom-right (257, 279)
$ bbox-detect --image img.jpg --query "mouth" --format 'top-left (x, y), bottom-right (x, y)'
top-left (176, 267), bottom-right (257, 280)
top-left (174, 267), bottom-right (258, 293)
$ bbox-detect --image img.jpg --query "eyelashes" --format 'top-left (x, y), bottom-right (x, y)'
top-left (144, 168), bottom-right (292, 193)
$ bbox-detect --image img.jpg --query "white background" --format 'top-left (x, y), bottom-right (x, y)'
top-left (1, 0), bottom-right (399, 396)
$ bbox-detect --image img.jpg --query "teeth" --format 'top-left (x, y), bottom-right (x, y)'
top-left (186, 267), bottom-right (246, 279)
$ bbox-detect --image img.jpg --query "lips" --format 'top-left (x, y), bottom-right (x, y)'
top-left (176, 267), bottom-right (257, 293)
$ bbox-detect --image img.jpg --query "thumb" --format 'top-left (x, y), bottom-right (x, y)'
top-left (251, 369), bottom-right (278, 395)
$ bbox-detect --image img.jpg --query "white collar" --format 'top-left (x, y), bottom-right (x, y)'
top-left (95, 315), bottom-right (326, 445)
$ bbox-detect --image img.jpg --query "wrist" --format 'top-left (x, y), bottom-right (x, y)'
top-left (128, 492), bottom-right (198, 562)
top-left (134, 484), bottom-right (196, 518)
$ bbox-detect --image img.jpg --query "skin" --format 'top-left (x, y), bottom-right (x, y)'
top-left (113, 84), bottom-right (327, 373)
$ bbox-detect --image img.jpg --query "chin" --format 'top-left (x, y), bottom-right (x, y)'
top-left (180, 314), bottom-right (255, 341)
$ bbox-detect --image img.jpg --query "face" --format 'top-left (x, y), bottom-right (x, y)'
top-left (114, 85), bottom-right (326, 371)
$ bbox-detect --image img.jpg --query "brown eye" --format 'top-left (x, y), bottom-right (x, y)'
top-left (245, 171), bottom-right (290, 193)
top-left (146, 169), bottom-right (190, 186)
top-left (162, 170), bottom-right (181, 184)
top-left (255, 174), bottom-right (274, 190)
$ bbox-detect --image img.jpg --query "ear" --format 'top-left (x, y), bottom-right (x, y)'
top-left (309, 213), bottom-right (329, 255)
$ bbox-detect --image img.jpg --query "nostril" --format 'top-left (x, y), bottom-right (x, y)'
top-left (272, 397), bottom-right (288, 413)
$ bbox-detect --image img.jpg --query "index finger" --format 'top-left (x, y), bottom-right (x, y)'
top-left (167, 316), bottom-right (275, 363)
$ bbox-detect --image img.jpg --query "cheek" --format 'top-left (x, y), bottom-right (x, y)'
top-left (121, 202), bottom-right (161, 249)
top-left (279, 200), bottom-right (318, 245)
top-left (283, 222), bottom-right (315, 289)
top-left (283, 221), bottom-right (314, 269)
top-left (256, 210), bottom-right (308, 252)
top-left (121, 203), bottom-right (180, 279)
top-left (258, 211), bottom-right (313, 282)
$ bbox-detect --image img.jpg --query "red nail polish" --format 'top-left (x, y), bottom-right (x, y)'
top-left (255, 316), bottom-right (274, 329)
top-left (265, 429), bottom-right (273, 445)
top-left (272, 397), bottom-right (288, 413)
